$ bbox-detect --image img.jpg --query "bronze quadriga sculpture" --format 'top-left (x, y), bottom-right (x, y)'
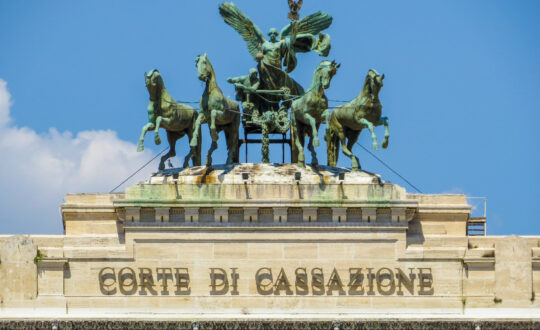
top-left (192, 53), bottom-right (240, 167)
top-left (325, 69), bottom-right (389, 170)
top-left (135, 1), bottom-right (389, 172)
top-left (137, 69), bottom-right (201, 170)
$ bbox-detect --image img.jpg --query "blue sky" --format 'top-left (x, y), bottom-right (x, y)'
top-left (0, 0), bottom-right (538, 235)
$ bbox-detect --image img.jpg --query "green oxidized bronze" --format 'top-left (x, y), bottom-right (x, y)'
top-left (291, 60), bottom-right (339, 167)
top-left (325, 69), bottom-right (389, 170)
top-left (192, 53), bottom-right (240, 166)
top-left (137, 69), bottom-right (201, 170)
top-left (137, 2), bottom-right (390, 171)
top-left (220, 1), bottom-right (332, 163)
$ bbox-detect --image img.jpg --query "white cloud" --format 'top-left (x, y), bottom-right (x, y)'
top-left (0, 80), bottom-right (153, 234)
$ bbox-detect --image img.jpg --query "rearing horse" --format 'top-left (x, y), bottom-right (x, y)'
top-left (291, 60), bottom-right (339, 167)
top-left (325, 69), bottom-right (389, 170)
top-left (191, 53), bottom-right (240, 166)
top-left (137, 69), bottom-right (201, 170)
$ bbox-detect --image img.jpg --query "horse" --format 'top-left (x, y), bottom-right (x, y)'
top-left (290, 60), bottom-right (339, 167)
top-left (325, 69), bottom-right (389, 171)
top-left (137, 69), bottom-right (201, 170)
top-left (191, 53), bottom-right (240, 166)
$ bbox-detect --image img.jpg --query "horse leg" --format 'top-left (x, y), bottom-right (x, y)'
top-left (210, 110), bottom-right (219, 142)
top-left (190, 113), bottom-right (205, 148)
top-left (379, 117), bottom-right (390, 149)
top-left (186, 124), bottom-right (199, 167)
top-left (360, 118), bottom-right (379, 150)
top-left (181, 130), bottom-right (195, 169)
top-left (346, 131), bottom-right (361, 170)
top-left (294, 125), bottom-right (306, 167)
top-left (154, 116), bottom-right (162, 145)
top-left (224, 126), bottom-right (234, 165)
top-left (206, 141), bottom-right (218, 167)
top-left (304, 113), bottom-right (320, 147)
top-left (158, 131), bottom-right (177, 171)
top-left (137, 122), bottom-right (155, 152)
top-left (307, 137), bottom-right (318, 167)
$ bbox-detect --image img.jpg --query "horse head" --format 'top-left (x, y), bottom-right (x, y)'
top-left (144, 69), bottom-right (163, 99)
top-left (316, 60), bottom-right (340, 90)
top-left (196, 53), bottom-right (213, 83)
top-left (364, 69), bottom-right (384, 98)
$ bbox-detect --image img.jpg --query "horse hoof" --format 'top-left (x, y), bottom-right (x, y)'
top-left (372, 143), bottom-right (379, 151)
top-left (137, 145), bottom-right (144, 152)
top-left (313, 139), bottom-right (320, 147)
top-left (190, 139), bottom-right (197, 148)
top-left (155, 136), bottom-right (162, 145)
top-left (382, 139), bottom-right (389, 149)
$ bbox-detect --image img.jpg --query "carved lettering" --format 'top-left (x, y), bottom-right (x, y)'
top-left (326, 268), bottom-right (345, 295)
top-left (230, 268), bottom-right (239, 295)
top-left (418, 268), bottom-right (434, 295)
top-left (311, 267), bottom-right (325, 296)
top-left (118, 267), bottom-right (137, 295)
top-left (295, 267), bottom-right (309, 295)
top-left (174, 268), bottom-right (191, 295)
top-left (376, 267), bottom-right (395, 296)
top-left (138, 267), bottom-right (158, 295)
top-left (255, 267), bottom-right (273, 295)
top-left (97, 265), bottom-right (437, 297)
top-left (395, 268), bottom-right (415, 296)
top-left (348, 268), bottom-right (364, 295)
top-left (156, 268), bottom-right (173, 295)
top-left (98, 267), bottom-right (117, 295)
top-left (274, 268), bottom-right (293, 295)
top-left (366, 268), bottom-right (376, 295)
top-left (209, 268), bottom-right (229, 295)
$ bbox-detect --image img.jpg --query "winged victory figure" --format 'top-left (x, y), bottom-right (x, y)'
top-left (219, 2), bottom-right (333, 108)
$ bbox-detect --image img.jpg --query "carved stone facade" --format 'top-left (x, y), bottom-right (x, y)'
top-left (0, 164), bottom-right (539, 321)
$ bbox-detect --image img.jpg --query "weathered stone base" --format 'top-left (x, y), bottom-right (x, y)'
top-left (1, 319), bottom-right (539, 330)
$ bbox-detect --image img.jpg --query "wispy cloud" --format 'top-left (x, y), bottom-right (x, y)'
top-left (0, 79), bottom-right (153, 234)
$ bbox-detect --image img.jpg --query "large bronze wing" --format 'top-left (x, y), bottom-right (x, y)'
top-left (219, 2), bottom-right (266, 61)
top-left (279, 11), bottom-right (333, 39)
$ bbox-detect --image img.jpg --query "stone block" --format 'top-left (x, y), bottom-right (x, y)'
top-left (214, 208), bottom-right (229, 223)
top-left (154, 208), bottom-right (169, 222)
top-left (0, 236), bottom-right (37, 302)
top-left (125, 207), bottom-right (140, 223)
top-left (184, 208), bottom-right (199, 223)
top-left (495, 235), bottom-right (532, 307)
top-left (244, 208), bottom-right (258, 222)
top-left (391, 207), bottom-right (406, 223)
top-left (332, 207), bottom-right (347, 223)
top-left (273, 207), bottom-right (288, 223)
top-left (302, 207), bottom-right (317, 222)
top-left (362, 208), bottom-right (377, 222)
top-left (283, 243), bottom-right (318, 259)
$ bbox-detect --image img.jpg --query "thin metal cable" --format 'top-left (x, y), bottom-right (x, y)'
top-left (109, 147), bottom-right (168, 193)
top-left (355, 142), bottom-right (423, 193)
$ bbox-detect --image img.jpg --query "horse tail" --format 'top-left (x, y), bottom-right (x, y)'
top-left (325, 115), bottom-right (340, 167)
